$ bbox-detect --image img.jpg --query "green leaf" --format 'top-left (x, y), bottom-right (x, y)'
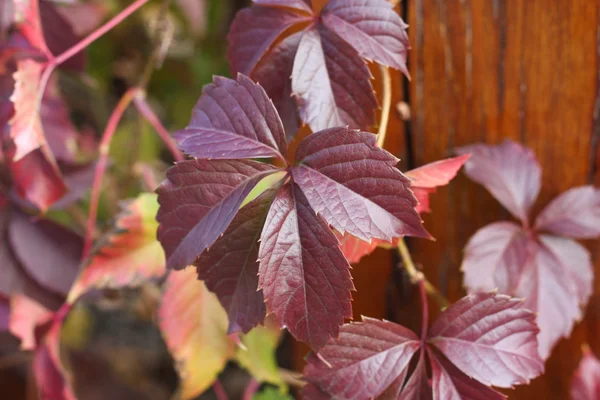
top-left (253, 387), bottom-right (294, 400)
top-left (236, 323), bottom-right (285, 390)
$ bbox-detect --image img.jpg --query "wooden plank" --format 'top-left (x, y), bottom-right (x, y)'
top-left (407, 0), bottom-right (600, 398)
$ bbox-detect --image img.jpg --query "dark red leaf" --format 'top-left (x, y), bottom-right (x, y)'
top-left (9, 210), bottom-right (82, 296)
top-left (258, 182), bottom-right (353, 348)
top-left (397, 351), bottom-right (432, 400)
top-left (428, 292), bottom-right (543, 387)
top-left (195, 189), bottom-right (277, 334)
top-left (457, 140), bottom-right (541, 224)
top-left (228, 0), bottom-right (408, 132)
top-left (0, 296), bottom-right (8, 331)
top-left (428, 349), bottom-right (505, 400)
top-left (252, 31), bottom-right (302, 139)
top-left (12, 0), bottom-right (52, 59)
top-left (534, 186), bottom-right (600, 239)
top-left (571, 347), bottom-right (600, 400)
top-left (39, 0), bottom-right (84, 71)
top-left (321, 0), bottom-right (410, 75)
top-left (302, 317), bottom-right (420, 398)
top-left (292, 127), bottom-right (429, 241)
top-left (156, 159), bottom-right (280, 269)
top-left (174, 75), bottom-right (287, 162)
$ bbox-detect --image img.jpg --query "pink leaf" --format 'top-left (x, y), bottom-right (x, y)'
top-left (302, 317), bottom-right (420, 399)
top-left (156, 159), bottom-right (280, 270)
top-left (457, 140), bottom-right (541, 224)
top-left (336, 231), bottom-right (381, 264)
top-left (195, 189), bottom-right (276, 334)
top-left (253, 0), bottom-right (313, 12)
top-left (405, 154), bottom-right (470, 189)
top-left (571, 347), bottom-right (600, 400)
top-left (174, 75), bottom-right (287, 162)
top-left (397, 351), bottom-right (432, 400)
top-left (534, 186), bottom-right (600, 239)
top-left (428, 292), bottom-right (543, 388)
top-left (9, 294), bottom-right (53, 350)
top-left (258, 183), bottom-right (354, 348)
top-left (292, 127), bottom-right (429, 241)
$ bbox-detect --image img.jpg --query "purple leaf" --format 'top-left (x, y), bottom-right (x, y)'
top-left (302, 317), bottom-right (420, 399)
top-left (291, 26), bottom-right (377, 132)
top-left (292, 127), bottom-right (429, 241)
top-left (322, 0), bottom-right (410, 75)
top-left (8, 210), bottom-right (82, 296)
top-left (397, 351), bottom-right (432, 400)
top-left (534, 186), bottom-right (600, 239)
top-left (39, 0), bottom-right (84, 71)
top-left (571, 347), bottom-right (600, 400)
top-left (258, 183), bottom-right (354, 348)
top-left (175, 75), bottom-right (287, 162)
top-left (461, 222), bottom-right (529, 294)
top-left (428, 292), bottom-right (543, 388)
top-left (195, 189), bottom-right (277, 334)
top-left (252, 31), bottom-right (302, 139)
top-left (457, 140), bottom-right (541, 224)
top-left (428, 349), bottom-right (506, 400)
top-left (515, 237), bottom-right (591, 360)
top-left (156, 159), bottom-right (280, 270)
top-left (227, 6), bottom-right (311, 76)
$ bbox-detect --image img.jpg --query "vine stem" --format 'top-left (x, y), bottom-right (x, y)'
top-left (396, 239), bottom-right (450, 308)
top-left (418, 279), bottom-right (428, 342)
top-left (82, 88), bottom-right (140, 259)
top-left (242, 378), bottom-right (260, 400)
top-left (212, 380), bottom-right (229, 400)
top-left (133, 95), bottom-right (183, 162)
top-left (375, 65), bottom-right (392, 148)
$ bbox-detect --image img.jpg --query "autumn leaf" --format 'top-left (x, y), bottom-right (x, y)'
top-left (68, 193), bottom-right (166, 302)
top-left (158, 269), bottom-right (234, 399)
top-left (303, 292), bottom-right (543, 399)
top-left (157, 74), bottom-right (427, 348)
top-left (459, 140), bottom-right (598, 359)
top-left (571, 346), bottom-right (600, 400)
top-left (9, 294), bottom-right (54, 350)
top-left (228, 0), bottom-right (408, 135)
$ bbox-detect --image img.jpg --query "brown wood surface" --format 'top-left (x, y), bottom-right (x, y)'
top-left (293, 1), bottom-right (600, 398)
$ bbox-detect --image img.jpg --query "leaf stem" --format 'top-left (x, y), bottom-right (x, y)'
top-left (82, 88), bottom-right (140, 259)
top-left (375, 65), bottom-right (392, 148)
top-left (396, 239), bottom-right (450, 309)
top-left (52, 0), bottom-right (150, 67)
top-left (242, 378), bottom-right (260, 400)
top-left (418, 279), bottom-right (428, 342)
top-left (133, 94), bottom-right (183, 162)
top-left (212, 379), bottom-right (229, 400)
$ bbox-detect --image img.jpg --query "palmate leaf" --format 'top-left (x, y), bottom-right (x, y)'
top-left (303, 293), bottom-right (543, 400)
top-left (157, 74), bottom-right (427, 348)
top-left (459, 140), bottom-right (599, 360)
top-left (571, 347), bottom-right (600, 400)
top-left (227, 0), bottom-right (408, 135)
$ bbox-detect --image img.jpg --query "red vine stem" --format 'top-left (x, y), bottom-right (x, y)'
top-left (418, 279), bottom-right (428, 342)
top-left (212, 380), bottom-right (229, 400)
top-left (133, 95), bottom-right (184, 162)
top-left (82, 88), bottom-right (140, 259)
top-left (242, 378), bottom-right (260, 400)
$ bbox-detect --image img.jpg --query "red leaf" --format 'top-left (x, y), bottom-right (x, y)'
top-left (156, 159), bottom-right (280, 269)
top-left (406, 154), bottom-right (470, 189)
top-left (336, 231), bottom-right (381, 264)
top-left (258, 182), bottom-right (354, 348)
top-left (292, 127), bottom-right (428, 241)
top-left (9, 294), bottom-right (53, 350)
top-left (534, 186), bottom-right (600, 239)
top-left (174, 75), bottom-right (287, 162)
top-left (13, 0), bottom-right (52, 58)
top-left (428, 292), bottom-right (543, 387)
top-left (457, 140), bottom-right (541, 224)
top-left (321, 0), bottom-right (410, 75)
top-left (195, 189), bottom-right (276, 334)
top-left (303, 293), bottom-right (542, 399)
top-left (68, 194), bottom-right (166, 302)
top-left (302, 317), bottom-right (420, 398)
top-left (9, 210), bottom-right (82, 296)
top-left (38, 0), bottom-right (84, 71)
top-left (571, 347), bottom-right (600, 400)
top-left (291, 25), bottom-right (377, 132)
top-left (428, 349), bottom-right (505, 400)
top-left (228, 0), bottom-right (407, 133)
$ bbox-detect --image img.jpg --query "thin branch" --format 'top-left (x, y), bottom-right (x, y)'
top-left (376, 65), bottom-right (392, 148)
top-left (396, 239), bottom-right (450, 309)
top-left (82, 88), bottom-right (140, 259)
top-left (242, 378), bottom-right (261, 400)
top-left (133, 95), bottom-right (183, 162)
top-left (52, 0), bottom-right (151, 66)
top-left (212, 379), bottom-right (229, 400)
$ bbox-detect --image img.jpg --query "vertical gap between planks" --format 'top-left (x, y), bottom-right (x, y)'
top-left (589, 4), bottom-right (600, 183)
